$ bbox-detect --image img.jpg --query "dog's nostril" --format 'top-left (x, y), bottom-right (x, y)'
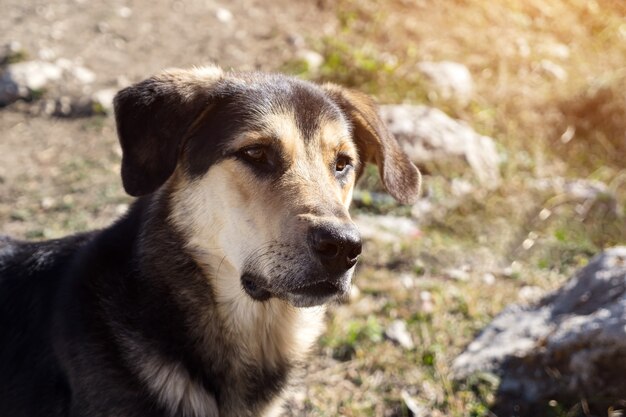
top-left (347, 244), bottom-right (362, 262)
top-left (316, 241), bottom-right (340, 258)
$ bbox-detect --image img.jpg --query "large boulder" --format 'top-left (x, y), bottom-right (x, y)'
top-left (379, 105), bottom-right (501, 188)
top-left (452, 247), bottom-right (626, 415)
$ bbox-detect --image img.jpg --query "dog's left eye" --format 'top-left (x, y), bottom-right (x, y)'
top-left (240, 146), bottom-right (269, 165)
top-left (335, 155), bottom-right (353, 173)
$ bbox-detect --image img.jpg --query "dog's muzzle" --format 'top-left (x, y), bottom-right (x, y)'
top-left (241, 223), bottom-right (362, 307)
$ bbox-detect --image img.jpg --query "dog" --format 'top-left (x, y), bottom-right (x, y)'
top-left (0, 65), bottom-right (420, 417)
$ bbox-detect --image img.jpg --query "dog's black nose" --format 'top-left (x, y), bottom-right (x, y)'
top-left (309, 224), bottom-right (362, 273)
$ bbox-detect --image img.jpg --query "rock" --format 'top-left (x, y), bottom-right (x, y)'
top-left (532, 177), bottom-right (618, 218)
top-left (91, 88), bottom-right (117, 114)
top-left (0, 59), bottom-right (98, 108)
top-left (385, 320), bottom-right (414, 350)
top-left (354, 214), bottom-right (421, 243)
top-left (215, 7), bottom-right (233, 23)
top-left (538, 59), bottom-right (567, 81)
top-left (379, 105), bottom-right (501, 187)
top-left (295, 49), bottom-right (324, 72)
top-left (0, 60), bottom-right (63, 105)
top-left (401, 390), bottom-right (429, 417)
top-left (452, 247), bottom-right (626, 414)
top-left (417, 61), bottom-right (474, 105)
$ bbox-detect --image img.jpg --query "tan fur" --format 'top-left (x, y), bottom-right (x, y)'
top-left (121, 332), bottom-right (219, 417)
top-left (166, 110), bottom-right (358, 414)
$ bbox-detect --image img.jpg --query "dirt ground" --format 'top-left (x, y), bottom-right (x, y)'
top-left (0, 0), bottom-right (337, 237)
top-left (1, 1), bottom-right (625, 416)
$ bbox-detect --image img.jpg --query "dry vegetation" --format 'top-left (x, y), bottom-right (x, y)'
top-left (0, 0), bottom-right (625, 416)
top-left (283, 1), bottom-right (626, 416)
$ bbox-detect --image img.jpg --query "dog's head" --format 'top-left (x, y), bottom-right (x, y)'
top-left (114, 66), bottom-right (420, 308)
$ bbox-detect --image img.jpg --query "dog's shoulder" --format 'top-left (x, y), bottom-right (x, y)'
top-left (0, 232), bottom-right (95, 285)
top-left (0, 232), bottom-right (97, 416)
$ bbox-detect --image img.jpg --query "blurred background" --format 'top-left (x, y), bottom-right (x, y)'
top-left (0, 0), bottom-right (625, 416)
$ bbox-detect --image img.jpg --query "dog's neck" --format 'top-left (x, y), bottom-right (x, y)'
top-left (122, 194), bottom-right (324, 416)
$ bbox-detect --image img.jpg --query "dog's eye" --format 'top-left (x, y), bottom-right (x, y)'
top-left (240, 146), bottom-right (268, 164)
top-left (335, 155), bottom-right (352, 173)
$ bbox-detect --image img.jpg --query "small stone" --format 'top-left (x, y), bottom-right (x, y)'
top-left (518, 285), bottom-right (544, 303)
top-left (444, 266), bottom-right (470, 281)
top-left (70, 65), bottom-right (96, 85)
top-left (539, 59), bottom-right (567, 81)
top-left (401, 390), bottom-right (429, 417)
top-left (482, 273), bottom-right (496, 286)
top-left (92, 88), bottom-right (117, 114)
top-left (40, 197), bottom-right (55, 209)
top-left (385, 319), bottom-right (414, 350)
top-left (420, 290), bottom-right (434, 313)
top-left (118, 7), bottom-right (133, 18)
top-left (400, 273), bottom-right (415, 289)
top-left (216, 8), bottom-right (233, 23)
top-left (296, 49), bottom-right (324, 72)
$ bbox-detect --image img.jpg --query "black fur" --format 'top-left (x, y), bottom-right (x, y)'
top-left (1, 195), bottom-right (289, 416)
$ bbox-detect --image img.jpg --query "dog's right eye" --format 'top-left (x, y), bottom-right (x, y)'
top-left (237, 145), bottom-right (275, 171)
top-left (242, 146), bottom-right (267, 163)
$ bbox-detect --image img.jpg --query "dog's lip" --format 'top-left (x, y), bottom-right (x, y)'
top-left (241, 272), bottom-right (346, 304)
top-left (292, 280), bottom-right (341, 298)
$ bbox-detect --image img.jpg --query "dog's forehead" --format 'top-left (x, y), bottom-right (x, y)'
top-left (221, 74), bottom-right (349, 142)
top-left (184, 74), bottom-right (354, 177)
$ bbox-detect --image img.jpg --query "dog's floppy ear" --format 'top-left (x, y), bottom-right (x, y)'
top-left (113, 67), bottom-right (223, 196)
top-left (324, 84), bottom-right (421, 204)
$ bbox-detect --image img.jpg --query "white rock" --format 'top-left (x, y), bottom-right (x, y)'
top-left (355, 214), bottom-right (421, 243)
top-left (4, 60), bottom-right (62, 91)
top-left (379, 105), bottom-right (501, 187)
top-left (385, 320), bottom-right (415, 350)
top-left (216, 8), bottom-right (233, 23)
top-left (444, 266), bottom-right (470, 281)
top-left (482, 273), bottom-right (496, 285)
top-left (417, 61), bottom-right (474, 105)
top-left (92, 88), bottom-right (117, 113)
top-left (296, 49), bottom-right (324, 72)
top-left (118, 6), bottom-right (133, 18)
top-left (70, 65), bottom-right (96, 85)
top-left (539, 59), bottom-right (567, 81)
top-left (401, 391), bottom-right (429, 417)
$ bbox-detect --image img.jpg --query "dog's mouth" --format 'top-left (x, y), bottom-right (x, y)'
top-left (292, 280), bottom-right (340, 298)
top-left (241, 272), bottom-right (347, 306)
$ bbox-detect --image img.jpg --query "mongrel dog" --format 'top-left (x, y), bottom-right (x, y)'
top-left (0, 66), bottom-right (420, 417)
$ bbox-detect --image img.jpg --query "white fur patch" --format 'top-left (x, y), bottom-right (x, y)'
top-left (137, 353), bottom-right (218, 417)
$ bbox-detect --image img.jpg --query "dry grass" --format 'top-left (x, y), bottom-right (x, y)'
top-left (1, 1), bottom-right (624, 416)
top-left (281, 0), bottom-right (626, 415)
top-left (301, 0), bottom-right (626, 176)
